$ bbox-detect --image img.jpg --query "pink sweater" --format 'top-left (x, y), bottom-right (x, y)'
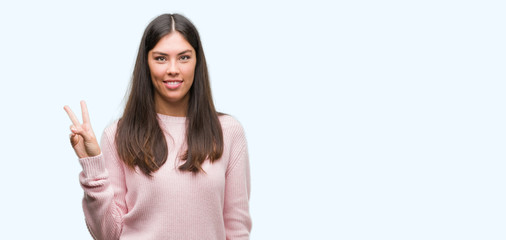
top-left (78, 114), bottom-right (251, 240)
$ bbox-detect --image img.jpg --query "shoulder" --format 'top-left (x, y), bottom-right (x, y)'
top-left (218, 114), bottom-right (247, 149)
top-left (218, 114), bottom-right (245, 136)
top-left (219, 114), bottom-right (242, 128)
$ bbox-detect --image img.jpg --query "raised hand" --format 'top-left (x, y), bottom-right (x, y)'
top-left (64, 100), bottom-right (101, 158)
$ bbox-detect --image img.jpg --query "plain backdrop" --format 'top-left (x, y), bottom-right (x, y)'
top-left (0, 0), bottom-right (505, 239)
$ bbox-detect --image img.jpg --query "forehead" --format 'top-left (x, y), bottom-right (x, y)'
top-left (151, 32), bottom-right (194, 53)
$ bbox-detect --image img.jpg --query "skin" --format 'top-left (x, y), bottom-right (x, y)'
top-left (64, 31), bottom-right (196, 158)
top-left (63, 101), bottom-right (101, 158)
top-left (148, 32), bottom-right (197, 117)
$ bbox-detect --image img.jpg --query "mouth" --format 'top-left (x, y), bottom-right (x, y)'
top-left (163, 80), bottom-right (183, 89)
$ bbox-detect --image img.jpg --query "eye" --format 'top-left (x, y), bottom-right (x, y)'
top-left (155, 56), bottom-right (166, 62)
top-left (179, 55), bottom-right (190, 61)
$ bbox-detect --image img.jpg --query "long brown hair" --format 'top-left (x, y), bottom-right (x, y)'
top-left (116, 14), bottom-right (223, 175)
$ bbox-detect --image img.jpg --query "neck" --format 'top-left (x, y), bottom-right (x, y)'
top-left (154, 95), bottom-right (189, 117)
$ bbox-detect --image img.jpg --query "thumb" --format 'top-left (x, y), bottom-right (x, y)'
top-left (70, 125), bottom-right (94, 142)
top-left (69, 133), bottom-right (80, 147)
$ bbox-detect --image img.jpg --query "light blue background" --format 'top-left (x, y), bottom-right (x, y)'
top-left (0, 0), bottom-right (504, 239)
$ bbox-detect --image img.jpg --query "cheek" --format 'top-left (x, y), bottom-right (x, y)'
top-left (183, 64), bottom-right (196, 80)
top-left (150, 65), bottom-right (165, 80)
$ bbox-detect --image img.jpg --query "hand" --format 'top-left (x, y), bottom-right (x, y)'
top-left (64, 100), bottom-right (101, 158)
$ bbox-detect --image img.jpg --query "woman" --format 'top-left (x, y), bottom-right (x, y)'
top-left (64, 14), bottom-right (251, 240)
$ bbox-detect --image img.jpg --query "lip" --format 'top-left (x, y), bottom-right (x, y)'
top-left (163, 79), bottom-right (183, 90)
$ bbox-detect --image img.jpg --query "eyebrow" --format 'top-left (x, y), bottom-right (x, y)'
top-left (152, 50), bottom-right (193, 56)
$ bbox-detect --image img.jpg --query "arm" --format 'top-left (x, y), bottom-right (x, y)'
top-left (224, 137), bottom-right (252, 240)
top-left (64, 101), bottom-right (126, 240)
top-left (79, 126), bottom-right (128, 240)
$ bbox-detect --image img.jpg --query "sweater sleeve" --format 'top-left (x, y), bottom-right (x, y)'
top-left (223, 126), bottom-right (252, 240)
top-left (78, 126), bottom-right (128, 240)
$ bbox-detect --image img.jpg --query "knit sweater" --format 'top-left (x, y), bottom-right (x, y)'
top-left (78, 114), bottom-right (251, 240)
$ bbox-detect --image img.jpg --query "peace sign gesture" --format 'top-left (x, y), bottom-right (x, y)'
top-left (63, 100), bottom-right (101, 158)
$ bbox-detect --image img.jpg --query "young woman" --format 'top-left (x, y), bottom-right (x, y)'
top-left (64, 14), bottom-right (251, 240)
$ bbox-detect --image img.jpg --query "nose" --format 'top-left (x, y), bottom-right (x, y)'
top-left (166, 60), bottom-right (179, 76)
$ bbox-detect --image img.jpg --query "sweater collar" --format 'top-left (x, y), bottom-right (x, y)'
top-left (157, 113), bottom-right (187, 124)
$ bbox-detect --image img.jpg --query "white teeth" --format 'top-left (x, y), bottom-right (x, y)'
top-left (166, 81), bottom-right (180, 85)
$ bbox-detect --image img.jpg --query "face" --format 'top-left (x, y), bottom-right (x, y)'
top-left (148, 32), bottom-right (196, 115)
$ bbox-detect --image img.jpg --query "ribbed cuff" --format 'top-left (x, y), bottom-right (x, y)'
top-left (79, 154), bottom-right (106, 178)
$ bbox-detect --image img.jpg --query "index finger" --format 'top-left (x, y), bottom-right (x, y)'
top-left (80, 100), bottom-right (91, 124)
top-left (63, 105), bottom-right (81, 127)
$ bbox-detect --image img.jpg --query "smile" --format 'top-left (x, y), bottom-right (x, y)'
top-left (163, 80), bottom-right (183, 89)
